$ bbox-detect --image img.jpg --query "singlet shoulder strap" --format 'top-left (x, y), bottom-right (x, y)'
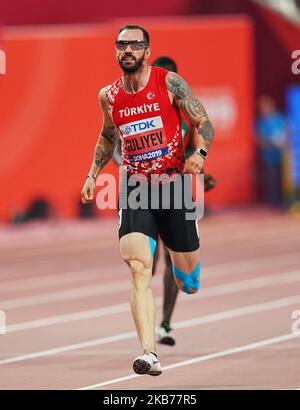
top-left (104, 78), bottom-right (122, 106)
top-left (151, 66), bottom-right (168, 90)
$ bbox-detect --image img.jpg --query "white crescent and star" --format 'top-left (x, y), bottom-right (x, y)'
top-left (147, 91), bottom-right (156, 100)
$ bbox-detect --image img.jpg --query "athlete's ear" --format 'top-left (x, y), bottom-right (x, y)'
top-left (145, 47), bottom-right (151, 60)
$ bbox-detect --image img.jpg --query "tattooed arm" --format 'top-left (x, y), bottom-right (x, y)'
top-left (81, 88), bottom-right (118, 204)
top-left (166, 72), bottom-right (214, 151)
top-left (91, 89), bottom-right (118, 172)
top-left (166, 72), bottom-right (214, 173)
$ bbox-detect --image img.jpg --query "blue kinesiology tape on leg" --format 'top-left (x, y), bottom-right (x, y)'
top-left (173, 260), bottom-right (201, 294)
top-left (148, 237), bottom-right (157, 258)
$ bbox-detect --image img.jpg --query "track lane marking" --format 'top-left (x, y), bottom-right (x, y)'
top-left (78, 333), bottom-right (299, 390)
top-left (4, 270), bottom-right (300, 332)
top-left (1, 294), bottom-right (300, 365)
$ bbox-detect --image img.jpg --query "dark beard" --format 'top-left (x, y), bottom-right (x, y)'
top-left (118, 51), bottom-right (145, 74)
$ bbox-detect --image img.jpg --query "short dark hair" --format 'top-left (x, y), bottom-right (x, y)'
top-left (152, 56), bottom-right (177, 73)
top-left (118, 24), bottom-right (150, 45)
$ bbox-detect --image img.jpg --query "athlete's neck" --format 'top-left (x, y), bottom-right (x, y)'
top-left (122, 64), bottom-right (151, 94)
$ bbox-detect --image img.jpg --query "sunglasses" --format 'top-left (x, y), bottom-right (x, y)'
top-left (115, 40), bottom-right (148, 51)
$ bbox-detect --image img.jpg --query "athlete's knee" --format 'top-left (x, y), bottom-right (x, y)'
top-left (128, 259), bottom-right (152, 290)
top-left (172, 260), bottom-right (201, 295)
top-left (120, 235), bottom-right (156, 269)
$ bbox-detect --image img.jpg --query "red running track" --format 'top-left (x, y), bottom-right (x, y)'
top-left (0, 207), bottom-right (300, 390)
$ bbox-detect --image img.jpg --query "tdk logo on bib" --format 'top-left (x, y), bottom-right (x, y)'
top-left (120, 116), bottom-right (163, 136)
top-left (119, 115), bottom-right (168, 163)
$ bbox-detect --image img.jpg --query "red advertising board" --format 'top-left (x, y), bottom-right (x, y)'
top-left (0, 17), bottom-right (254, 221)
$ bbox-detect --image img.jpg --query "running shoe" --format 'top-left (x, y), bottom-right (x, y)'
top-left (156, 321), bottom-right (176, 346)
top-left (132, 351), bottom-right (162, 376)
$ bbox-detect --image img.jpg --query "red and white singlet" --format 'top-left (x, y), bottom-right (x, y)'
top-left (104, 67), bottom-right (184, 177)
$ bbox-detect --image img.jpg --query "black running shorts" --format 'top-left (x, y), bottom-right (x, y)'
top-left (118, 175), bottom-right (200, 252)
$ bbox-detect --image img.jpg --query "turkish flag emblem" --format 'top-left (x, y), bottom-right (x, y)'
top-left (147, 91), bottom-right (156, 100)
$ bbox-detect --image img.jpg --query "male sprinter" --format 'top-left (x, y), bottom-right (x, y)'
top-left (81, 25), bottom-right (215, 376)
top-left (112, 56), bottom-right (215, 346)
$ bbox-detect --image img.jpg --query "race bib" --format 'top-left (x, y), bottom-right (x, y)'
top-left (119, 116), bottom-right (169, 163)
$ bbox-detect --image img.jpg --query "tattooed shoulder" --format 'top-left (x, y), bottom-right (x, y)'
top-left (166, 72), bottom-right (208, 123)
top-left (98, 87), bottom-right (109, 107)
top-left (165, 72), bottom-right (192, 100)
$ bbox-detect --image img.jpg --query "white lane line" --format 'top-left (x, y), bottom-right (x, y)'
top-left (1, 294), bottom-right (300, 365)
top-left (206, 252), bottom-right (300, 277)
top-left (1, 220), bottom-right (299, 274)
top-left (78, 333), bottom-right (299, 390)
top-left (172, 294), bottom-right (300, 331)
top-left (1, 249), bottom-right (299, 297)
top-left (1, 231), bottom-right (298, 275)
top-left (0, 281), bottom-right (129, 309)
top-left (0, 268), bottom-right (106, 293)
top-left (5, 302), bottom-right (131, 332)
top-left (0, 331), bottom-right (137, 366)
top-left (1, 260), bottom-right (299, 309)
top-left (1, 216), bottom-right (297, 251)
top-left (5, 270), bottom-right (300, 332)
